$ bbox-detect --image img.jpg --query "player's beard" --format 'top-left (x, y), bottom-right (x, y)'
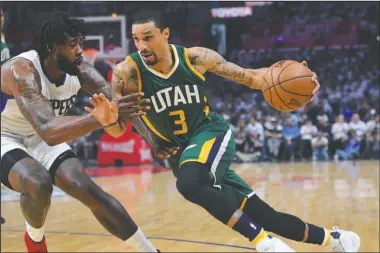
top-left (141, 52), bottom-right (158, 66)
top-left (57, 52), bottom-right (80, 76)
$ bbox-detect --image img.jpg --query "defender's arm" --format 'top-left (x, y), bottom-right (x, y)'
top-left (187, 47), bottom-right (267, 90)
top-left (78, 61), bottom-right (113, 100)
top-left (9, 58), bottom-right (102, 146)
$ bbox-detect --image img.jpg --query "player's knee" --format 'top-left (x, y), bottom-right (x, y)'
top-left (24, 172), bottom-right (53, 201)
top-left (176, 176), bottom-right (198, 200)
top-left (176, 162), bottom-right (213, 201)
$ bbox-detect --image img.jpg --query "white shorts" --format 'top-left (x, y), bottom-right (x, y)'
top-left (1, 132), bottom-right (72, 170)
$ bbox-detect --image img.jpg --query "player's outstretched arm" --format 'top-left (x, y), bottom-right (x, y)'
top-left (187, 47), bottom-right (267, 90)
top-left (9, 58), bottom-right (103, 145)
top-left (78, 61), bottom-right (113, 99)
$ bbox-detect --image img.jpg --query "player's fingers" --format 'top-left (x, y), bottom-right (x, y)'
top-left (119, 108), bottom-right (147, 117)
top-left (88, 97), bottom-right (98, 107)
top-left (99, 93), bottom-right (107, 102)
top-left (93, 94), bottom-right (103, 104)
top-left (140, 106), bottom-right (151, 112)
top-left (168, 148), bottom-right (178, 155)
top-left (312, 79), bottom-right (321, 95)
top-left (110, 102), bottom-right (118, 113)
top-left (84, 106), bottom-right (94, 113)
top-left (118, 92), bottom-right (145, 103)
top-left (118, 100), bottom-right (151, 112)
top-left (138, 98), bottom-right (151, 106)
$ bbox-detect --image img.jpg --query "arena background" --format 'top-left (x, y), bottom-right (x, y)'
top-left (1, 1), bottom-right (379, 252)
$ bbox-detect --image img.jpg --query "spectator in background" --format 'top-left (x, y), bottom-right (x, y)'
top-left (246, 117), bottom-right (264, 161)
top-left (233, 119), bottom-right (248, 153)
top-left (316, 114), bottom-right (331, 138)
top-left (349, 113), bottom-right (367, 139)
top-left (264, 117), bottom-right (283, 161)
top-left (331, 114), bottom-right (350, 158)
top-left (363, 113), bottom-right (380, 159)
top-left (1, 8), bottom-right (11, 64)
top-left (282, 117), bottom-right (300, 161)
top-left (312, 131), bottom-right (329, 161)
top-left (349, 113), bottom-right (367, 154)
top-left (246, 117), bottom-right (264, 143)
top-left (300, 120), bottom-right (318, 160)
top-left (336, 132), bottom-right (361, 160)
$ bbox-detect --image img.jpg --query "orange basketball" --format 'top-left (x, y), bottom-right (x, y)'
top-left (262, 60), bottom-right (314, 112)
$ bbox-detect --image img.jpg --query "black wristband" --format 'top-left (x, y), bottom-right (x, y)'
top-left (104, 119), bottom-right (119, 129)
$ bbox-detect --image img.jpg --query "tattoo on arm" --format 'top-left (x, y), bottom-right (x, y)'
top-left (11, 59), bottom-right (56, 134)
top-left (112, 62), bottom-right (154, 142)
top-left (77, 61), bottom-right (112, 100)
top-left (112, 63), bottom-right (139, 99)
top-left (188, 47), bottom-right (265, 89)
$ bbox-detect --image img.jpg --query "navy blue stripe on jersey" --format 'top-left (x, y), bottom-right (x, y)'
top-left (207, 134), bottom-right (225, 164)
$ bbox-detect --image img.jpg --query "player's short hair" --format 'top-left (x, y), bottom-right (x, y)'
top-left (132, 10), bottom-right (167, 31)
top-left (33, 13), bottom-right (85, 59)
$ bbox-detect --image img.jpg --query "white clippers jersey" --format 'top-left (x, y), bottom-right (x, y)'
top-left (1, 50), bottom-right (81, 136)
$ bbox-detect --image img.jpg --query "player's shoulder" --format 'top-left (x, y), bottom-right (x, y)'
top-left (187, 46), bottom-right (209, 57)
top-left (114, 56), bottom-right (137, 76)
top-left (2, 56), bottom-right (36, 78)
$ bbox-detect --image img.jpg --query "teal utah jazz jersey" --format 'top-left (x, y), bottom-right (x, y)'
top-left (128, 45), bottom-right (210, 147)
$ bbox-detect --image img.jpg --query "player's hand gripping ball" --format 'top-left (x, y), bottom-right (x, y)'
top-left (262, 60), bottom-right (320, 112)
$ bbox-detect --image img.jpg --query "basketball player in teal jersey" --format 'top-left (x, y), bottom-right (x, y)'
top-left (87, 10), bottom-right (360, 252)
top-left (1, 8), bottom-right (10, 64)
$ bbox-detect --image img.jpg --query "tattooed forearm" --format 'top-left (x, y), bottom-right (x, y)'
top-left (188, 47), bottom-right (266, 90)
top-left (78, 61), bottom-right (112, 100)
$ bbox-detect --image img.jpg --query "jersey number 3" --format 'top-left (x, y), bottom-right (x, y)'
top-left (169, 110), bottom-right (188, 135)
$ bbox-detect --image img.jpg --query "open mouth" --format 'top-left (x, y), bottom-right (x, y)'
top-left (75, 57), bottom-right (84, 66)
top-left (141, 53), bottom-right (154, 61)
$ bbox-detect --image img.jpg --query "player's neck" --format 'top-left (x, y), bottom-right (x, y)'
top-left (42, 57), bottom-right (65, 83)
top-left (149, 45), bottom-right (174, 74)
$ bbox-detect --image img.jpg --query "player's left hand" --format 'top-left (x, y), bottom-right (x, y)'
top-left (301, 61), bottom-right (320, 101)
top-left (85, 93), bottom-right (119, 126)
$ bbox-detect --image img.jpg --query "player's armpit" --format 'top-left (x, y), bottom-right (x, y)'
top-left (9, 58), bottom-right (102, 145)
top-left (187, 47), bottom-right (267, 90)
top-left (77, 61), bottom-right (113, 100)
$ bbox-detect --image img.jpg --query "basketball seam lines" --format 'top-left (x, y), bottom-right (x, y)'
top-left (262, 75), bottom-right (314, 95)
top-left (270, 65), bottom-right (294, 111)
top-left (263, 76), bottom-right (273, 105)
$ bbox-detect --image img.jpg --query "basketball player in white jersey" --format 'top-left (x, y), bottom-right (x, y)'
top-left (0, 13), bottom-right (172, 252)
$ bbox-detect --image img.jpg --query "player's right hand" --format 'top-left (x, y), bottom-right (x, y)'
top-left (85, 93), bottom-right (151, 126)
top-left (152, 144), bottom-right (180, 160)
top-left (114, 92), bottom-right (151, 121)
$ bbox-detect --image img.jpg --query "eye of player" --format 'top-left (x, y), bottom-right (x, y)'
top-left (143, 35), bottom-right (153, 41)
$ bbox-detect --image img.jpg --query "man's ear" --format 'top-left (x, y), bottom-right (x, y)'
top-left (163, 28), bottom-right (170, 41)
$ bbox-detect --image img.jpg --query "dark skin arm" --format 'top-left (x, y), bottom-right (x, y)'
top-left (9, 58), bottom-right (149, 146)
top-left (9, 58), bottom-right (104, 146)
